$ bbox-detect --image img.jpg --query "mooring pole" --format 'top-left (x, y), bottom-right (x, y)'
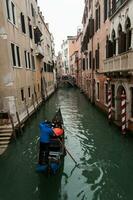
top-left (108, 87), bottom-right (112, 122)
top-left (121, 91), bottom-right (126, 135)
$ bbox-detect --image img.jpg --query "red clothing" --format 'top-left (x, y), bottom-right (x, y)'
top-left (53, 128), bottom-right (64, 136)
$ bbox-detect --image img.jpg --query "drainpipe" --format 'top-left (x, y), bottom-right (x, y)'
top-left (91, 4), bottom-right (95, 104)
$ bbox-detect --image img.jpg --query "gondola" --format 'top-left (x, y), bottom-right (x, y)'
top-left (36, 108), bottom-right (65, 174)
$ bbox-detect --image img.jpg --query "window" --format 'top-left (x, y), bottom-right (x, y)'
top-left (24, 51), bottom-right (28, 68)
top-left (125, 17), bottom-right (131, 51)
top-left (16, 46), bottom-right (21, 66)
top-left (21, 89), bottom-right (24, 101)
top-left (31, 50), bottom-right (35, 70)
top-left (95, 5), bottom-right (100, 31)
top-left (28, 87), bottom-right (31, 98)
top-left (6, 0), bottom-right (10, 20)
top-left (11, 43), bottom-right (16, 66)
top-left (11, 43), bottom-right (21, 67)
top-left (97, 82), bottom-right (100, 100)
top-left (20, 13), bottom-right (26, 33)
top-left (86, 58), bottom-right (88, 70)
top-left (104, 0), bottom-right (110, 21)
top-left (44, 62), bottom-right (47, 72)
top-left (105, 83), bottom-right (108, 105)
top-left (112, 30), bottom-right (116, 55)
top-left (89, 51), bottom-right (92, 69)
top-left (118, 24), bottom-right (126, 54)
top-left (6, 0), bottom-right (16, 24)
top-left (95, 8), bottom-right (99, 31)
top-left (28, 17), bottom-right (33, 39)
top-left (106, 36), bottom-right (113, 58)
top-left (11, 2), bottom-right (15, 24)
top-left (83, 58), bottom-right (85, 71)
top-left (31, 4), bottom-right (34, 17)
top-left (95, 44), bottom-right (99, 69)
top-left (28, 52), bottom-right (31, 69)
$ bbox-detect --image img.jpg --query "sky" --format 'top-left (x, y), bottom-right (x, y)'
top-left (38, 0), bottom-right (84, 55)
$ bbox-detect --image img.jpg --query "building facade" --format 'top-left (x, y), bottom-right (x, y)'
top-left (81, 0), bottom-right (133, 132)
top-left (0, 0), bottom-right (55, 153)
top-left (102, 0), bottom-right (133, 131)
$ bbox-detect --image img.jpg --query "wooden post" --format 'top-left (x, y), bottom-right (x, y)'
top-left (35, 91), bottom-right (39, 109)
top-left (16, 111), bottom-right (23, 135)
top-left (121, 91), bottom-right (126, 134)
top-left (32, 94), bottom-right (36, 113)
top-left (24, 98), bottom-right (30, 118)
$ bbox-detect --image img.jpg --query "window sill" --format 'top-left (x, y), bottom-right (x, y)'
top-left (7, 19), bottom-right (17, 29)
top-left (13, 66), bottom-right (23, 69)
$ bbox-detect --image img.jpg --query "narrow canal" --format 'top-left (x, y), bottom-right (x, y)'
top-left (0, 88), bottom-right (133, 200)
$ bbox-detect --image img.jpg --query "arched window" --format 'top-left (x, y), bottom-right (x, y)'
top-left (118, 24), bottom-right (126, 54)
top-left (111, 29), bottom-right (116, 55)
top-left (106, 36), bottom-right (113, 58)
top-left (125, 17), bottom-right (131, 51)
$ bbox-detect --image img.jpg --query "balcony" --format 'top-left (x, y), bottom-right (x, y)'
top-left (35, 45), bottom-right (44, 59)
top-left (102, 50), bottom-right (133, 73)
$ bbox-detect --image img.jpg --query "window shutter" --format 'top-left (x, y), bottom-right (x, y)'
top-left (21, 13), bottom-right (26, 33)
top-left (98, 6), bottom-right (100, 29)
top-left (104, 0), bottom-right (107, 21)
top-left (90, 18), bottom-right (94, 38)
top-left (89, 51), bottom-right (92, 69)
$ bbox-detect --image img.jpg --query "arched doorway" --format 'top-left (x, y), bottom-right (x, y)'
top-left (116, 85), bottom-right (126, 122)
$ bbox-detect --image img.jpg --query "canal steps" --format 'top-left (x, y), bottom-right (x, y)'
top-left (0, 125), bottom-right (13, 155)
top-left (0, 91), bottom-right (55, 155)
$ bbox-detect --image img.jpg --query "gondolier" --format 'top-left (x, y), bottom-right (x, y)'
top-left (38, 120), bottom-right (54, 165)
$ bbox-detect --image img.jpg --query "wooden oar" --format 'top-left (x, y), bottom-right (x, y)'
top-left (56, 136), bottom-right (77, 165)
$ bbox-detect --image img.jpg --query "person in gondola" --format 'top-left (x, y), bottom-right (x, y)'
top-left (52, 119), bottom-right (64, 142)
top-left (39, 120), bottom-right (54, 165)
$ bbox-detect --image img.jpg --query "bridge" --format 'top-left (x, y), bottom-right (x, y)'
top-left (57, 75), bottom-right (76, 87)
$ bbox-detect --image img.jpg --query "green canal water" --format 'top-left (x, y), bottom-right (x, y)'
top-left (0, 88), bottom-right (133, 200)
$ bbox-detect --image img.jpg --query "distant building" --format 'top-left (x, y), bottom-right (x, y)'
top-left (61, 39), bottom-right (69, 75)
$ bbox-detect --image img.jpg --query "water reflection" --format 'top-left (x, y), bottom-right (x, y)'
top-left (1, 88), bottom-right (133, 200)
top-left (37, 160), bottom-right (64, 200)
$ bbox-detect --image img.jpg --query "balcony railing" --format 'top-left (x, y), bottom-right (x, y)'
top-left (35, 45), bottom-right (44, 58)
top-left (102, 50), bottom-right (133, 73)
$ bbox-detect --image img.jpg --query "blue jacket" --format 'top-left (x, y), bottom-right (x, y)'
top-left (39, 122), bottom-right (53, 143)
